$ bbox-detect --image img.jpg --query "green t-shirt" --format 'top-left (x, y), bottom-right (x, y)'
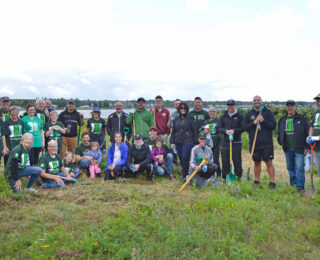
top-left (44, 121), bottom-right (65, 154)
top-left (1, 109), bottom-right (10, 121)
top-left (86, 118), bottom-right (106, 139)
top-left (189, 109), bottom-right (210, 132)
top-left (0, 119), bottom-right (3, 151)
top-left (3, 119), bottom-right (24, 150)
top-left (285, 117), bottom-right (295, 151)
top-left (39, 153), bottom-right (63, 175)
top-left (4, 144), bottom-right (30, 179)
top-left (21, 116), bottom-right (43, 148)
top-left (310, 110), bottom-right (320, 152)
top-left (64, 161), bottom-right (75, 174)
top-left (35, 109), bottom-right (47, 125)
top-left (204, 118), bottom-right (221, 151)
top-left (75, 143), bottom-right (90, 156)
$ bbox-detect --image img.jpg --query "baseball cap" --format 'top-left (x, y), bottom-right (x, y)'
top-left (92, 107), bottom-right (101, 113)
top-left (134, 134), bottom-right (143, 140)
top-left (313, 94), bottom-right (320, 100)
top-left (226, 99), bottom-right (236, 105)
top-left (286, 100), bottom-right (296, 106)
top-left (149, 126), bottom-right (157, 132)
top-left (0, 96), bottom-right (10, 102)
top-left (67, 99), bottom-right (74, 104)
top-left (198, 132), bottom-right (206, 139)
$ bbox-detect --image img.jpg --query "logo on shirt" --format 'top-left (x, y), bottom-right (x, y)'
top-left (9, 125), bottom-right (23, 138)
top-left (28, 122), bottom-right (39, 133)
top-left (251, 115), bottom-right (256, 120)
top-left (49, 160), bottom-right (60, 173)
top-left (91, 123), bottom-right (102, 134)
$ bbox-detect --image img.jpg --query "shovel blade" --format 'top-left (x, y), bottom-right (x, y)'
top-left (304, 188), bottom-right (317, 199)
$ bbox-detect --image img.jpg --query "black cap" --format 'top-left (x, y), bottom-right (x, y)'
top-left (226, 99), bottom-right (236, 105)
top-left (286, 100), bottom-right (296, 106)
top-left (314, 94), bottom-right (320, 100)
top-left (0, 96), bottom-right (10, 102)
top-left (134, 134), bottom-right (143, 140)
top-left (67, 99), bottom-right (74, 104)
top-left (198, 132), bottom-right (206, 139)
top-left (137, 97), bottom-right (145, 103)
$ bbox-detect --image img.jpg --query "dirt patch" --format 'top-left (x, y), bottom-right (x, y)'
top-left (56, 249), bottom-right (82, 259)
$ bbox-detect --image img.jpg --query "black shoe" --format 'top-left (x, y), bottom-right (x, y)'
top-left (146, 174), bottom-right (152, 181)
top-left (296, 188), bottom-right (304, 194)
top-left (254, 180), bottom-right (260, 185)
top-left (269, 182), bottom-right (276, 189)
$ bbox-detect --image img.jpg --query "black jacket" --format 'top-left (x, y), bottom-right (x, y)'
top-left (217, 110), bottom-right (243, 145)
top-left (243, 107), bottom-right (276, 149)
top-left (170, 114), bottom-right (198, 145)
top-left (58, 109), bottom-right (81, 137)
top-left (277, 112), bottom-right (310, 154)
top-left (106, 111), bottom-right (131, 142)
top-left (127, 143), bottom-right (152, 167)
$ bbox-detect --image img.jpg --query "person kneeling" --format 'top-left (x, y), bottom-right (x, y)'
top-left (126, 134), bottom-right (153, 180)
top-left (40, 140), bottom-right (73, 188)
top-left (189, 132), bottom-right (218, 187)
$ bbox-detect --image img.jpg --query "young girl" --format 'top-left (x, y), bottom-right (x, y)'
top-left (63, 151), bottom-right (80, 178)
top-left (84, 142), bottom-right (102, 178)
top-left (151, 137), bottom-right (174, 180)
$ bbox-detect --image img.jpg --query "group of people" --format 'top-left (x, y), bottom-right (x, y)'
top-left (1, 93), bottom-right (320, 193)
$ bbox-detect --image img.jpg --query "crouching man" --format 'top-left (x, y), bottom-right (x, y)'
top-left (189, 132), bottom-right (218, 187)
top-left (40, 140), bottom-right (73, 188)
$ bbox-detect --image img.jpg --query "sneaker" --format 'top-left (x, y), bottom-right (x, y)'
top-left (296, 188), bottom-right (304, 194)
top-left (182, 177), bottom-right (186, 183)
top-left (25, 187), bottom-right (38, 193)
top-left (207, 176), bottom-right (215, 183)
top-left (269, 182), bottom-right (276, 189)
top-left (254, 180), bottom-right (260, 185)
top-left (168, 174), bottom-right (175, 181)
top-left (146, 174), bottom-right (152, 181)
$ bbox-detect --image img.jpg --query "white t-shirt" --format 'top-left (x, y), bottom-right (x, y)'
top-left (113, 144), bottom-right (121, 165)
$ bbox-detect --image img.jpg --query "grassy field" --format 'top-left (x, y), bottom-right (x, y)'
top-left (1, 145), bottom-right (320, 259)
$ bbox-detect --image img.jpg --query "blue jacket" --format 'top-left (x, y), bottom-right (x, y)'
top-left (84, 150), bottom-right (102, 165)
top-left (106, 142), bottom-right (129, 168)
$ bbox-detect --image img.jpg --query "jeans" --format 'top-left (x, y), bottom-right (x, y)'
top-left (285, 151), bottom-right (305, 189)
top-left (314, 151), bottom-right (320, 176)
top-left (193, 164), bottom-right (218, 187)
top-left (176, 142), bottom-right (194, 178)
top-left (153, 153), bottom-right (174, 176)
top-left (79, 158), bottom-right (90, 169)
top-left (8, 166), bottom-right (42, 192)
top-left (41, 172), bottom-right (75, 189)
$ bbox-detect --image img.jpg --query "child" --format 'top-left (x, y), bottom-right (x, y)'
top-left (84, 142), bottom-right (102, 178)
top-left (151, 137), bottom-right (174, 180)
top-left (63, 151), bottom-right (80, 178)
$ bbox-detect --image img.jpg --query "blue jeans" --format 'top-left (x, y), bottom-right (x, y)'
top-left (285, 151), bottom-right (305, 189)
top-left (79, 158), bottom-right (90, 169)
top-left (42, 172), bottom-right (75, 189)
top-left (176, 142), bottom-right (194, 178)
top-left (8, 166), bottom-right (42, 192)
top-left (153, 153), bottom-right (174, 176)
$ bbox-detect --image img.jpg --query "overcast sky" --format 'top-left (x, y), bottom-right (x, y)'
top-left (0, 0), bottom-right (320, 101)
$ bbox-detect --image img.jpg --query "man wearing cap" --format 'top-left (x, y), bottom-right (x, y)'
top-left (45, 99), bottom-right (53, 113)
top-left (75, 131), bottom-right (91, 178)
top-left (106, 102), bottom-right (131, 143)
top-left (217, 99), bottom-right (244, 180)
top-left (126, 97), bottom-right (154, 140)
top-left (86, 107), bottom-right (106, 151)
top-left (277, 100), bottom-right (310, 193)
top-left (189, 97), bottom-right (210, 133)
top-left (125, 134), bottom-right (153, 180)
top-left (0, 96), bottom-right (11, 121)
top-left (58, 100), bottom-right (81, 159)
top-left (150, 95), bottom-right (170, 143)
top-left (243, 95), bottom-right (277, 188)
top-left (189, 132), bottom-right (218, 187)
top-left (309, 93), bottom-right (320, 175)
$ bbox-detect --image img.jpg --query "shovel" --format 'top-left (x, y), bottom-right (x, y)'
top-left (123, 127), bottom-right (130, 143)
top-left (305, 143), bottom-right (317, 199)
top-left (226, 134), bottom-right (237, 184)
top-left (48, 174), bottom-right (92, 185)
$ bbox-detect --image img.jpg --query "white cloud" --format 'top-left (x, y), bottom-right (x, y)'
top-left (186, 0), bottom-right (208, 11)
top-left (307, 0), bottom-right (320, 11)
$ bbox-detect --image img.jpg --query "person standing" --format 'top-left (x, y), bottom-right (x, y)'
top-left (58, 100), bottom-right (81, 159)
top-left (86, 107), bottom-right (106, 151)
top-left (126, 97), bottom-right (154, 140)
top-left (189, 97), bottom-right (209, 133)
top-left (2, 106), bottom-right (24, 166)
top-left (150, 95), bottom-right (170, 143)
top-left (243, 95), bottom-right (276, 188)
top-left (308, 93), bottom-right (320, 175)
top-left (277, 100), bottom-right (310, 193)
top-left (44, 110), bottom-right (65, 154)
top-left (0, 96), bottom-right (10, 121)
top-left (45, 99), bottom-right (53, 113)
top-left (170, 102), bottom-right (198, 182)
top-left (21, 104), bottom-right (45, 165)
top-left (217, 99), bottom-right (243, 181)
top-left (106, 102), bottom-right (131, 143)
top-left (204, 106), bottom-right (222, 178)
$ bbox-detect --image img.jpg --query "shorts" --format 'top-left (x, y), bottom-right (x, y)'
top-left (253, 147), bottom-right (274, 162)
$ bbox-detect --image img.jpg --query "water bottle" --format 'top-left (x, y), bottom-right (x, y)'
top-left (228, 134), bottom-right (233, 142)
top-left (130, 165), bottom-right (136, 172)
top-left (306, 136), bottom-right (320, 144)
top-left (172, 145), bottom-right (177, 154)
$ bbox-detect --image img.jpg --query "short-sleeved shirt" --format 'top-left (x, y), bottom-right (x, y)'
top-left (21, 116), bottom-right (43, 148)
top-left (310, 110), bottom-right (320, 152)
top-left (189, 109), bottom-right (210, 132)
top-left (86, 118), bottom-right (106, 139)
top-left (44, 121), bottom-right (65, 153)
top-left (3, 119), bottom-right (24, 150)
top-left (39, 152), bottom-right (63, 175)
top-left (64, 161), bottom-right (75, 174)
top-left (35, 109), bottom-right (48, 125)
top-left (1, 109), bottom-right (10, 121)
top-left (285, 117), bottom-right (295, 151)
top-left (75, 143), bottom-right (90, 156)
top-left (4, 144), bottom-right (30, 179)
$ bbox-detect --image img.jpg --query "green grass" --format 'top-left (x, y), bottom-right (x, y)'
top-left (1, 142), bottom-right (320, 259)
